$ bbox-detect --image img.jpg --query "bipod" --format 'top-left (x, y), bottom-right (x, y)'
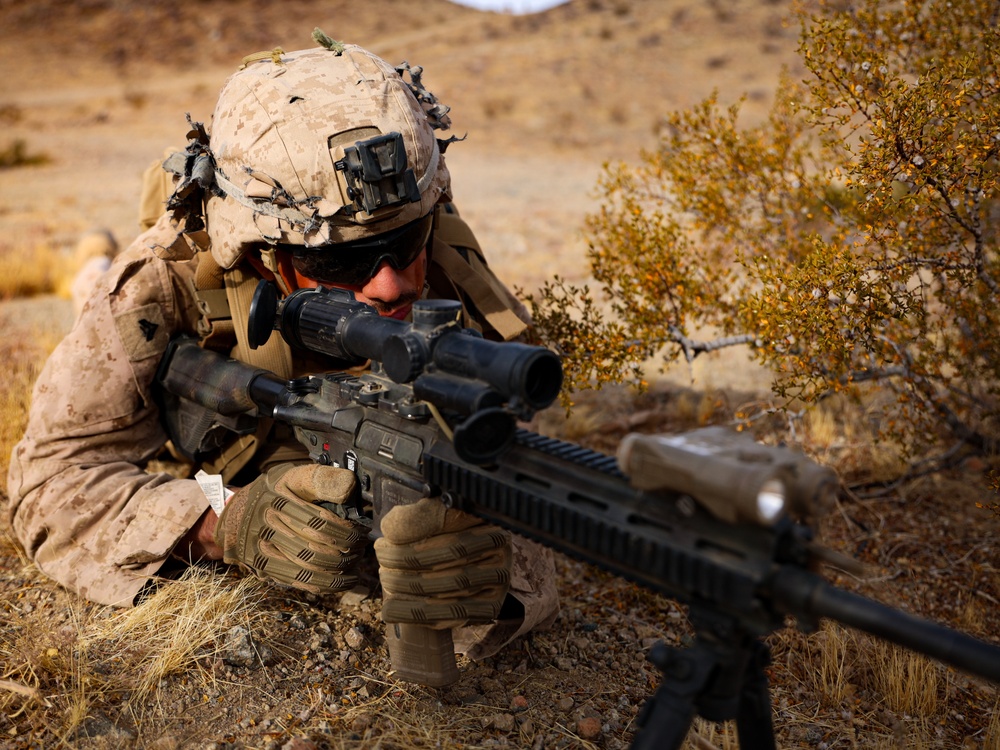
top-left (630, 612), bottom-right (776, 750)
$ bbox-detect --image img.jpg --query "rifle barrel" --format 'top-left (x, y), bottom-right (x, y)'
top-left (771, 567), bottom-right (1000, 683)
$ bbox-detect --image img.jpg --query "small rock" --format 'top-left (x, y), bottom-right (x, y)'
top-left (79, 713), bottom-right (136, 743)
top-left (554, 657), bottom-right (574, 670)
top-left (344, 627), bottom-right (365, 650)
top-left (557, 697), bottom-right (574, 712)
top-left (281, 738), bottom-right (319, 750)
top-left (288, 614), bottom-right (308, 629)
top-left (339, 585), bottom-right (371, 608)
top-left (805, 724), bottom-right (824, 744)
top-left (483, 713), bottom-right (516, 732)
top-left (576, 717), bottom-right (602, 740)
top-left (351, 713), bottom-right (373, 732)
top-left (146, 735), bottom-right (181, 750)
top-left (222, 626), bottom-right (273, 668)
top-left (510, 695), bottom-right (529, 711)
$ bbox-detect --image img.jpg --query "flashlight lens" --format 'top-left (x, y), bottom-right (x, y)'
top-left (756, 479), bottom-right (786, 524)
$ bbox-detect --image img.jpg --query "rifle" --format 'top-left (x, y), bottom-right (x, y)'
top-left (155, 283), bottom-right (1000, 750)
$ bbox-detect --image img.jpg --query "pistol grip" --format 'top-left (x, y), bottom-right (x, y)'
top-left (385, 622), bottom-right (459, 687)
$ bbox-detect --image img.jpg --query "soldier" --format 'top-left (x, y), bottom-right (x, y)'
top-left (6, 41), bottom-right (558, 661)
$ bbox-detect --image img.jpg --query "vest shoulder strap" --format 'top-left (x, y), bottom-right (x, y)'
top-left (431, 204), bottom-right (531, 342)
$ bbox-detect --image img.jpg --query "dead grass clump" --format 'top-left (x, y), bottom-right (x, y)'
top-left (1, 565), bottom-right (267, 744)
top-left (986, 701), bottom-right (1000, 749)
top-left (0, 138), bottom-right (50, 169)
top-left (0, 103), bottom-right (23, 124)
top-left (811, 622), bottom-right (857, 705)
top-left (84, 567), bottom-right (268, 707)
top-left (0, 566), bottom-right (91, 732)
top-left (799, 392), bottom-right (908, 484)
top-left (0, 322), bottom-right (62, 478)
top-left (0, 244), bottom-right (66, 299)
top-left (867, 639), bottom-right (941, 717)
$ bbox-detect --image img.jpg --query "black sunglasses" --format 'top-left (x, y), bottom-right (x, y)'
top-left (286, 213), bottom-right (433, 286)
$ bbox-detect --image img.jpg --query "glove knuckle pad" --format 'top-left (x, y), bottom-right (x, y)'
top-left (220, 463), bottom-right (367, 595)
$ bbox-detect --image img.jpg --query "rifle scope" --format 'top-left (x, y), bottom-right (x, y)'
top-left (247, 283), bottom-right (563, 411)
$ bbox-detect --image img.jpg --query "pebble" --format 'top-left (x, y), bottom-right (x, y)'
top-left (288, 615), bottom-right (308, 630)
top-left (339, 585), bottom-right (371, 608)
top-left (483, 713), bottom-right (516, 732)
top-left (576, 717), bottom-right (602, 740)
top-left (221, 626), bottom-right (273, 668)
top-left (510, 695), bottom-right (529, 711)
top-left (344, 627), bottom-right (365, 650)
top-left (556, 697), bottom-right (574, 712)
top-left (351, 713), bottom-right (373, 731)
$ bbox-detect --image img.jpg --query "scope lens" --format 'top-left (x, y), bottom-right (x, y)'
top-left (755, 479), bottom-right (786, 525)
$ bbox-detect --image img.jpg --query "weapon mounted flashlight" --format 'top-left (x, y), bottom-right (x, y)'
top-left (617, 427), bottom-right (838, 526)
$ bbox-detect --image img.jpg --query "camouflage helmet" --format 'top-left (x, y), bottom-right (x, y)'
top-left (203, 44), bottom-right (452, 269)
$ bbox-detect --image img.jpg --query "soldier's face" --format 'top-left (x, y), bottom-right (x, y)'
top-left (279, 249), bottom-right (428, 320)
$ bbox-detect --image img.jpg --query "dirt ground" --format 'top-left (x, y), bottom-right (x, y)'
top-left (1, 1), bottom-right (998, 749)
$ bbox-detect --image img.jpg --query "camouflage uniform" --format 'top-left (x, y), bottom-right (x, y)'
top-left (6, 43), bottom-right (558, 658)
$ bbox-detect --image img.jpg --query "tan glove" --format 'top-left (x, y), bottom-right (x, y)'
top-left (214, 463), bottom-right (369, 594)
top-left (373, 497), bottom-right (512, 629)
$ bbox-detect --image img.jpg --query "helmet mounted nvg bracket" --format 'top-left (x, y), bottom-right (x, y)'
top-left (335, 132), bottom-right (421, 216)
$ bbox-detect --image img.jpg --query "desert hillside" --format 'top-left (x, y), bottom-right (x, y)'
top-left (0, 0), bottom-right (802, 293)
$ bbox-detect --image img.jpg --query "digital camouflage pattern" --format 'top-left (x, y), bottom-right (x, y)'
top-left (7, 41), bottom-right (556, 657)
top-left (204, 45), bottom-right (452, 269)
top-left (7, 208), bottom-right (558, 657)
top-left (7, 215), bottom-right (208, 606)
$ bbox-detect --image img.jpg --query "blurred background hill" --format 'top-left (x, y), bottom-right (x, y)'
top-left (0, 0), bottom-right (803, 294)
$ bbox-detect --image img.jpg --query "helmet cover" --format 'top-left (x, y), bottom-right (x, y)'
top-left (204, 45), bottom-right (452, 269)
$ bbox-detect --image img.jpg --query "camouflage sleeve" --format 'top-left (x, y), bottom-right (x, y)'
top-left (452, 534), bottom-right (560, 660)
top-left (5, 217), bottom-right (209, 606)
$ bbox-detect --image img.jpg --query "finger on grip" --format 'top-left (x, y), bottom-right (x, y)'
top-left (275, 463), bottom-right (356, 504)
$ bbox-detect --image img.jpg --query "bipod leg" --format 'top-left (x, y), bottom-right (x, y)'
top-left (735, 639), bottom-right (776, 750)
top-left (630, 631), bottom-right (777, 750)
top-left (630, 639), bottom-right (722, 750)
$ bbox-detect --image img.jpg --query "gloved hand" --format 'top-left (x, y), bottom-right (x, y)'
top-left (214, 463), bottom-right (368, 594)
top-left (373, 497), bottom-right (512, 629)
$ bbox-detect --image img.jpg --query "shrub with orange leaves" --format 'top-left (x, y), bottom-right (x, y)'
top-left (528, 0), bottom-right (1000, 465)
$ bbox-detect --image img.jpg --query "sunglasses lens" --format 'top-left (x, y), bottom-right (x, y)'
top-left (290, 213), bottom-right (433, 286)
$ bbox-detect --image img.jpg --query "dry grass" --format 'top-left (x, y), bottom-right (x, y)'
top-left (85, 567), bottom-right (269, 710)
top-left (0, 244), bottom-right (67, 300)
top-left (870, 639), bottom-right (941, 717)
top-left (0, 564), bottom-right (268, 744)
top-left (0, 322), bottom-right (62, 479)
